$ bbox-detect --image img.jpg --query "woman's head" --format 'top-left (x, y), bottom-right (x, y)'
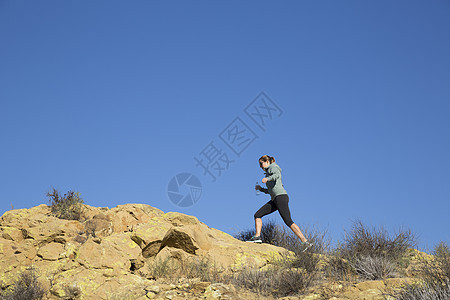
top-left (259, 155), bottom-right (275, 169)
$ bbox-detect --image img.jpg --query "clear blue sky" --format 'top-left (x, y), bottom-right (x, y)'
top-left (1, 1), bottom-right (449, 252)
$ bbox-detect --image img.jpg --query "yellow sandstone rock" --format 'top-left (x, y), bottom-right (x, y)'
top-left (0, 203), bottom-right (430, 299)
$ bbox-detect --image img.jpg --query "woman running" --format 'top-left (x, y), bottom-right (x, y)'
top-left (248, 155), bottom-right (312, 250)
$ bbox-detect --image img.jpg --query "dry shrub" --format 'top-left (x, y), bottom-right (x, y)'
top-left (233, 221), bottom-right (329, 296)
top-left (63, 284), bottom-right (82, 299)
top-left (0, 268), bottom-right (46, 300)
top-left (148, 247), bottom-right (320, 298)
top-left (234, 220), bottom-right (328, 256)
top-left (231, 267), bottom-right (269, 295)
top-left (353, 255), bottom-right (397, 280)
top-left (388, 281), bottom-right (450, 300)
top-left (422, 242), bottom-right (450, 284)
top-left (147, 256), bottom-right (224, 283)
top-left (334, 220), bottom-right (416, 281)
top-left (47, 188), bottom-right (84, 221)
top-left (387, 242), bottom-right (450, 300)
top-left (232, 222), bottom-right (328, 297)
top-left (233, 218), bottom-right (281, 244)
top-left (325, 254), bottom-right (356, 282)
top-left (232, 265), bottom-right (313, 298)
top-left (340, 220), bottom-right (416, 262)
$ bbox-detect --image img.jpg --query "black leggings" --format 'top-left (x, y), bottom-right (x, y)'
top-left (254, 194), bottom-right (294, 227)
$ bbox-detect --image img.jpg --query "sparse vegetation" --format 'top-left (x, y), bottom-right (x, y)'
top-left (0, 268), bottom-right (46, 300)
top-left (2, 200), bottom-right (446, 299)
top-left (333, 220), bottom-right (416, 281)
top-left (63, 283), bottom-right (82, 299)
top-left (324, 254), bottom-right (356, 282)
top-left (147, 248), bottom-right (320, 298)
top-left (386, 241), bottom-right (450, 300)
top-left (234, 220), bottom-right (328, 297)
top-left (47, 187), bottom-right (84, 221)
top-left (353, 255), bottom-right (397, 280)
top-left (232, 218), bottom-right (424, 297)
top-left (233, 218), bottom-right (280, 244)
top-left (339, 220), bottom-right (416, 261)
top-left (233, 259), bottom-right (316, 297)
top-left (147, 255), bottom-right (225, 283)
top-left (234, 219), bottom-right (328, 254)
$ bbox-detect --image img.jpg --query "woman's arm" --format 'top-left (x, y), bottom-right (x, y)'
top-left (259, 187), bottom-right (269, 194)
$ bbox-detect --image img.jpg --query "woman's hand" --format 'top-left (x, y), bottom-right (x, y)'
top-left (261, 178), bottom-right (268, 183)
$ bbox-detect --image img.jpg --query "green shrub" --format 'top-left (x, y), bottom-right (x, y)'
top-left (0, 268), bottom-right (46, 300)
top-left (47, 188), bottom-right (84, 220)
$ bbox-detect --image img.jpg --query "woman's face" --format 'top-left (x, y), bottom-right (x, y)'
top-left (259, 160), bottom-right (270, 169)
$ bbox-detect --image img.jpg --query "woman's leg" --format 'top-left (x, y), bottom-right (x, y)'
top-left (254, 200), bottom-right (277, 237)
top-left (274, 194), bottom-right (308, 243)
top-left (255, 218), bottom-right (263, 237)
top-left (290, 223), bottom-right (307, 243)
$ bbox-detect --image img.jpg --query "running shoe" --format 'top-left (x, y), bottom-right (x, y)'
top-left (246, 235), bottom-right (262, 243)
top-left (302, 241), bottom-right (313, 252)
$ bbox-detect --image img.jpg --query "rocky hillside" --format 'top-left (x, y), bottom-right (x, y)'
top-left (0, 204), bottom-right (431, 299)
top-left (0, 204), bottom-right (292, 299)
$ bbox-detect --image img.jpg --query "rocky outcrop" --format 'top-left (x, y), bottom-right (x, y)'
top-left (0, 204), bottom-right (286, 299)
top-left (0, 203), bottom-right (423, 299)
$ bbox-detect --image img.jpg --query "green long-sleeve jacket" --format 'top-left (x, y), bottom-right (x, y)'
top-left (259, 162), bottom-right (287, 199)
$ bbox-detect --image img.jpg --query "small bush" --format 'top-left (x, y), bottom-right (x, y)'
top-left (64, 284), bottom-right (82, 299)
top-left (388, 281), bottom-right (450, 300)
top-left (275, 225), bottom-right (328, 278)
top-left (334, 220), bottom-right (416, 281)
top-left (233, 265), bottom-right (314, 298)
top-left (0, 268), bottom-right (46, 300)
top-left (340, 220), bottom-right (416, 262)
top-left (424, 242), bottom-right (450, 284)
top-left (231, 267), bottom-right (269, 295)
top-left (147, 256), bottom-right (224, 283)
top-left (234, 218), bottom-right (282, 244)
top-left (390, 242), bottom-right (450, 299)
top-left (353, 255), bottom-right (397, 280)
top-left (325, 254), bottom-right (355, 282)
top-left (147, 256), bottom-right (176, 280)
top-left (47, 188), bottom-right (84, 220)
top-left (234, 220), bottom-right (328, 255)
top-left (274, 268), bottom-right (313, 297)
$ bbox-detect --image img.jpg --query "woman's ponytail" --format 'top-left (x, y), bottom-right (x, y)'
top-left (259, 155), bottom-right (276, 164)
